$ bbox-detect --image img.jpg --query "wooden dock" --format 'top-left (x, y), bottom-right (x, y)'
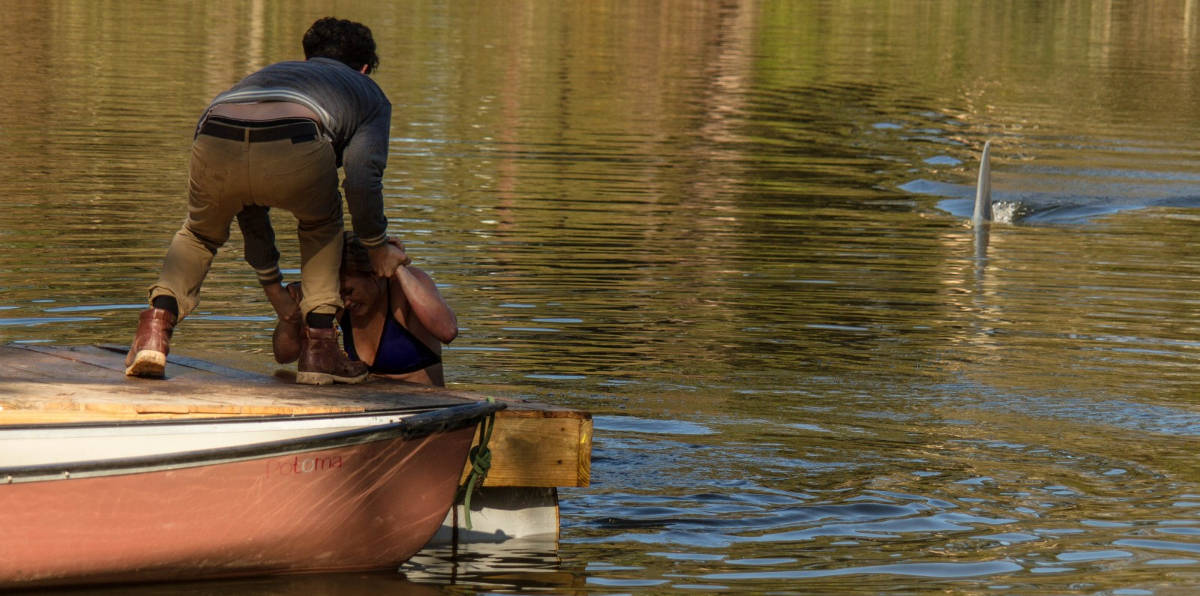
top-left (0, 344), bottom-right (591, 490)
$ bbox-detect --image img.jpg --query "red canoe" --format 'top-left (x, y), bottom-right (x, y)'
top-left (0, 402), bottom-right (502, 588)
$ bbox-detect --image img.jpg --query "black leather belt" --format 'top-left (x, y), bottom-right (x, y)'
top-left (199, 117), bottom-right (319, 143)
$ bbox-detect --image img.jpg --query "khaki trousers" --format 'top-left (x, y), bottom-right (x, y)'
top-left (149, 124), bottom-right (343, 320)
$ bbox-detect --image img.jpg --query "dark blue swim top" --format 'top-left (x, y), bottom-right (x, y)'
top-left (340, 291), bottom-right (440, 375)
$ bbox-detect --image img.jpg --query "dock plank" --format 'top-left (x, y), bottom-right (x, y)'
top-left (0, 344), bottom-right (591, 487)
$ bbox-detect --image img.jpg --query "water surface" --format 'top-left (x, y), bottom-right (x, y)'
top-left (3, 1), bottom-right (1200, 593)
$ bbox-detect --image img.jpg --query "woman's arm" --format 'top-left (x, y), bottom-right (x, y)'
top-left (267, 282), bottom-right (303, 364)
top-left (264, 281), bottom-right (299, 322)
top-left (392, 265), bottom-right (458, 344)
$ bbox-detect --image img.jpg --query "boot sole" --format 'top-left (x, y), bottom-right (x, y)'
top-left (296, 370), bottom-right (369, 385)
top-left (125, 350), bottom-right (166, 378)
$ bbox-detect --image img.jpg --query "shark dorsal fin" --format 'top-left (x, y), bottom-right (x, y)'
top-left (972, 140), bottom-right (992, 226)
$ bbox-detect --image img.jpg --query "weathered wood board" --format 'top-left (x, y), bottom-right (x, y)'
top-left (0, 344), bottom-right (591, 488)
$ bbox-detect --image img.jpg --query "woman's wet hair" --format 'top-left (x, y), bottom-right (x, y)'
top-left (341, 231), bottom-right (375, 277)
top-left (302, 17), bottom-right (380, 74)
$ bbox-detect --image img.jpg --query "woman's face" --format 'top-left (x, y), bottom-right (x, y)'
top-left (340, 272), bottom-right (380, 318)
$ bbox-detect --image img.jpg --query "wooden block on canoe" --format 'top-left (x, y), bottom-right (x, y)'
top-left (461, 408), bottom-right (592, 489)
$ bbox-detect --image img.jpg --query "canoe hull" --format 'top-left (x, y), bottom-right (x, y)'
top-left (0, 419), bottom-right (479, 587)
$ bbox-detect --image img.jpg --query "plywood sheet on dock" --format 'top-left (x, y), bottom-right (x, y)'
top-left (0, 344), bottom-right (590, 488)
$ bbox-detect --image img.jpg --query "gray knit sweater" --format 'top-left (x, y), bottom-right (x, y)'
top-left (207, 57), bottom-right (392, 248)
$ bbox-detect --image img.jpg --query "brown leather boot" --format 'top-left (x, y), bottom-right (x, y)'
top-left (124, 307), bottom-right (176, 378)
top-left (297, 325), bottom-right (369, 385)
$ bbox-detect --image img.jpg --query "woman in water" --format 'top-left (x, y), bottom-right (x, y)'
top-left (269, 232), bottom-right (457, 386)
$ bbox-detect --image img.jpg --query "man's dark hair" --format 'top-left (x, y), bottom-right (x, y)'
top-left (303, 17), bottom-right (380, 74)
